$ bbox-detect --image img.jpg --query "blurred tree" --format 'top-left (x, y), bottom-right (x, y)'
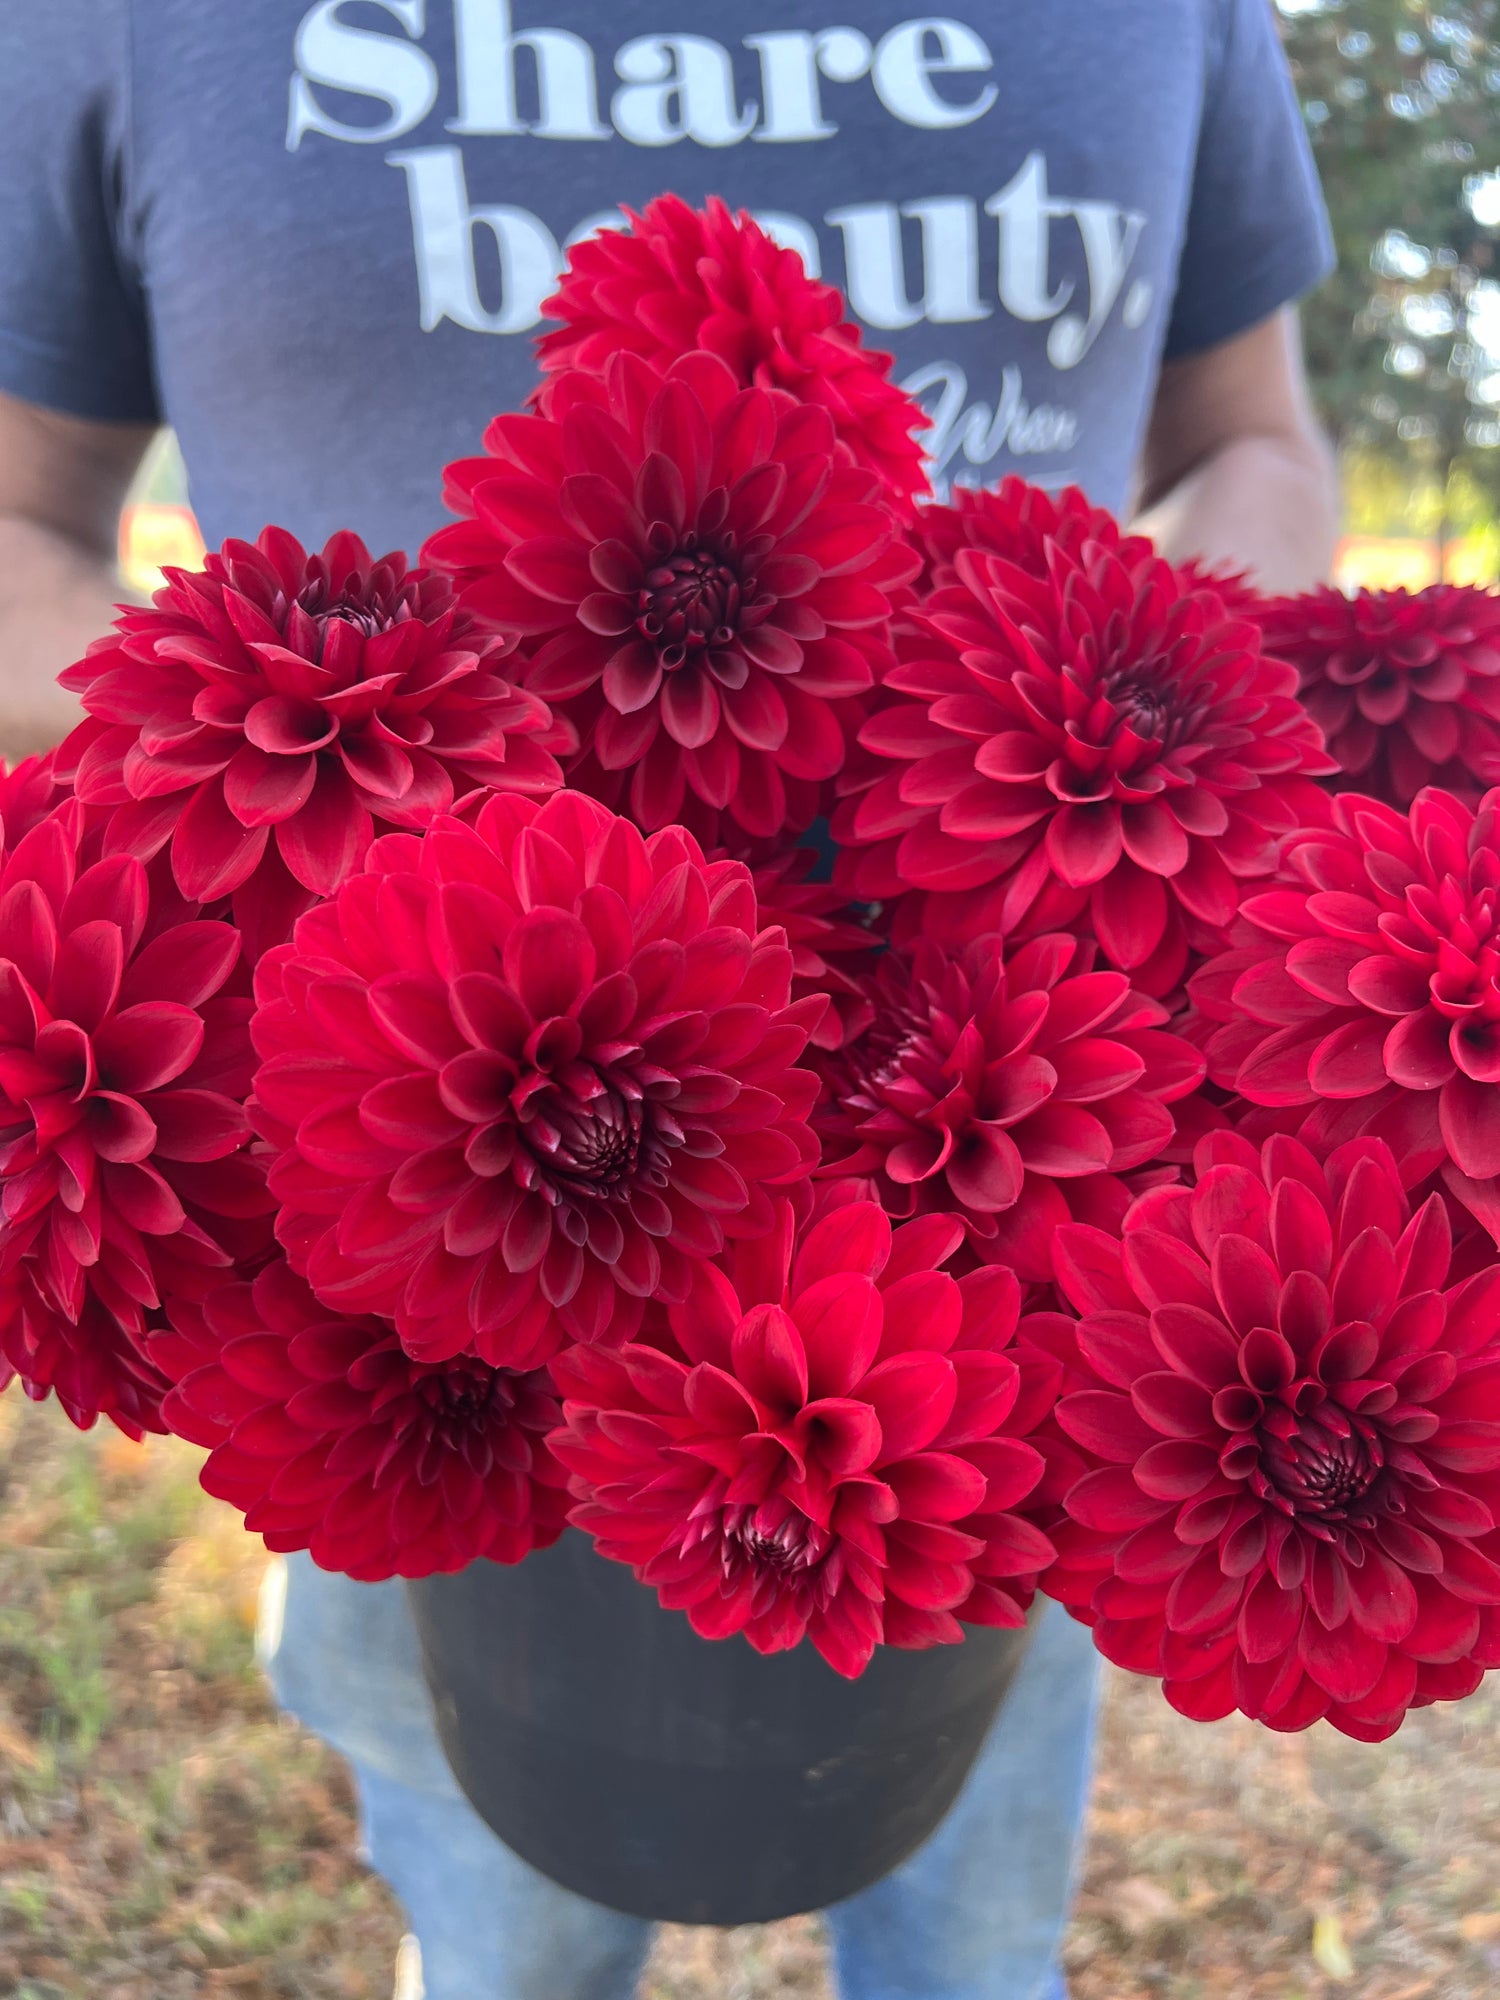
top-left (1277, 0), bottom-right (1500, 553)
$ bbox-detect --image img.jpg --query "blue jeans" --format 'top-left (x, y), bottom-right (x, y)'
top-left (260, 1555), bottom-right (1100, 2000)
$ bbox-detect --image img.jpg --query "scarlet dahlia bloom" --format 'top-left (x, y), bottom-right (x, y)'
top-left (0, 803), bottom-right (261, 1434)
top-left (815, 934), bottom-right (1203, 1283)
top-left (1194, 787), bottom-right (1500, 1229)
top-left (835, 541), bottom-right (1335, 985)
top-left (424, 350), bottom-right (917, 844)
top-left (56, 529), bottom-right (565, 958)
top-left (253, 790), bottom-right (824, 1365)
top-left (536, 195), bottom-right (931, 512)
top-left (1259, 583), bottom-right (1500, 806)
top-left (1037, 1134), bottom-right (1500, 1739)
top-left (155, 1258), bottom-right (569, 1579)
top-left (552, 1200), bottom-right (1056, 1676)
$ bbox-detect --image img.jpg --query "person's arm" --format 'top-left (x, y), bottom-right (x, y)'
top-left (1132, 307), bottom-right (1339, 595)
top-left (0, 390), bottom-right (155, 755)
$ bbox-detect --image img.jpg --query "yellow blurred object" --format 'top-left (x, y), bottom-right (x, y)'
top-left (1458, 1910), bottom-right (1500, 1943)
top-left (1312, 1910), bottom-right (1356, 1983)
top-left (97, 1427), bottom-right (154, 1480)
top-left (118, 502), bottom-right (206, 597)
top-left (160, 1516), bottom-right (267, 1633)
top-left (1333, 534), bottom-right (1498, 594)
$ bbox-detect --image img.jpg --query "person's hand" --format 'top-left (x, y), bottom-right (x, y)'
top-left (0, 389), bottom-right (156, 757)
top-left (1132, 307), bottom-right (1339, 594)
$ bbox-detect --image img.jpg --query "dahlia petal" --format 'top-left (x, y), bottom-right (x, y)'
top-left (1090, 863), bottom-right (1168, 969)
top-left (861, 1351), bottom-right (958, 1458)
top-left (1150, 1303), bottom-right (1242, 1390)
top-left (49, 920), bottom-right (124, 1035)
top-left (1307, 1019), bottom-right (1395, 1100)
top-left (222, 743), bottom-right (318, 827)
top-left (275, 761), bottom-right (370, 897)
top-left (660, 671), bottom-right (721, 752)
top-left (945, 1122), bottom-right (1025, 1212)
top-left (172, 780), bottom-right (269, 901)
top-left (1405, 1577), bottom-right (1482, 1662)
top-left (505, 536), bottom-right (598, 604)
top-left (1345, 1546), bottom-right (1419, 1643)
top-left (502, 907), bottom-right (595, 1019)
top-left (1066, 1465), bottom-right (1163, 1532)
top-left (1346, 953), bottom-right (1431, 1016)
top-left (1046, 805), bottom-right (1122, 888)
top-left (1237, 1570), bottom-right (1304, 1664)
top-left (1164, 1547), bottom-right (1242, 1638)
top-left (731, 1303), bottom-right (810, 1408)
top-left (1440, 1070), bottom-right (1500, 1180)
top-left (1075, 1309), bottom-right (1157, 1389)
top-left (1299, 1611), bottom-right (1388, 1703)
top-left (1169, 840), bottom-right (1240, 926)
top-left (1052, 1225), bottom-right (1135, 1314)
top-left (1131, 1372), bottom-right (1215, 1440)
top-left (1135, 1439), bottom-right (1221, 1501)
top-left (1057, 1390), bottom-right (1162, 1463)
top-left (94, 1001), bottom-right (206, 1094)
top-left (793, 1272), bottom-right (885, 1397)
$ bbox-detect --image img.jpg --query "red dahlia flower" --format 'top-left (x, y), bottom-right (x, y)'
top-left (815, 934), bottom-right (1203, 1284)
top-left (1259, 583), bottom-right (1500, 806)
top-left (1194, 787), bottom-right (1500, 1231)
top-left (424, 350), bottom-right (917, 844)
top-left (56, 529), bottom-right (565, 959)
top-left (252, 790), bottom-right (824, 1365)
top-left (0, 803), bottom-right (261, 1434)
top-left (1037, 1133), bottom-right (1500, 1739)
top-left (536, 195), bottom-right (931, 513)
top-left (155, 1258), bottom-right (568, 1579)
top-left (552, 1199), bottom-right (1056, 1676)
top-left (835, 541), bottom-right (1335, 985)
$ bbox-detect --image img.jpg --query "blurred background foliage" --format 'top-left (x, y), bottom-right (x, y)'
top-left (1277, 0), bottom-right (1500, 579)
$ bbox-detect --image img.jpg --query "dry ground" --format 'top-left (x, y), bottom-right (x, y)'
top-left (2, 1395), bottom-right (1499, 2000)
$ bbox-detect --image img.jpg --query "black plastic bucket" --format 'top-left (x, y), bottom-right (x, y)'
top-left (406, 1528), bottom-right (1035, 1925)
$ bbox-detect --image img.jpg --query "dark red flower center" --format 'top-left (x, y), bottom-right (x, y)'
top-left (313, 595), bottom-right (400, 640)
top-left (413, 1356), bottom-right (512, 1435)
top-left (1222, 1386), bottom-right (1390, 1535)
top-left (398, 1354), bottom-right (529, 1483)
top-left (637, 537), bottom-right (744, 668)
top-left (1097, 659), bottom-right (1201, 755)
top-left (290, 568), bottom-right (417, 651)
top-left (523, 1082), bottom-right (649, 1191)
top-left (1255, 1407), bottom-right (1383, 1521)
top-left (724, 1499), bottom-right (831, 1580)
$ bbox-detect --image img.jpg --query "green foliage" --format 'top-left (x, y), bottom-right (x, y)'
top-left (1278, 0), bottom-right (1500, 528)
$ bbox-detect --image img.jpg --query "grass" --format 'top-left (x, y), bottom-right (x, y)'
top-left (3, 1393), bottom-right (1499, 2000)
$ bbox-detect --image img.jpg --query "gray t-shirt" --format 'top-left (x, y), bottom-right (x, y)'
top-left (0, 1), bottom-right (1332, 553)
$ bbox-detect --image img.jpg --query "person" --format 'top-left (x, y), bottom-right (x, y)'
top-left (0, 5), bottom-right (1340, 1997)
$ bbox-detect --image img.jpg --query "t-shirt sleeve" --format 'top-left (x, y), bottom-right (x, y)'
top-left (0, 2), bottom-right (160, 423)
top-left (1163, 0), bottom-right (1336, 359)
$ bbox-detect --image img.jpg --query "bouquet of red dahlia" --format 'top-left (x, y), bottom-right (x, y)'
top-left (3, 198), bottom-right (1498, 1739)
